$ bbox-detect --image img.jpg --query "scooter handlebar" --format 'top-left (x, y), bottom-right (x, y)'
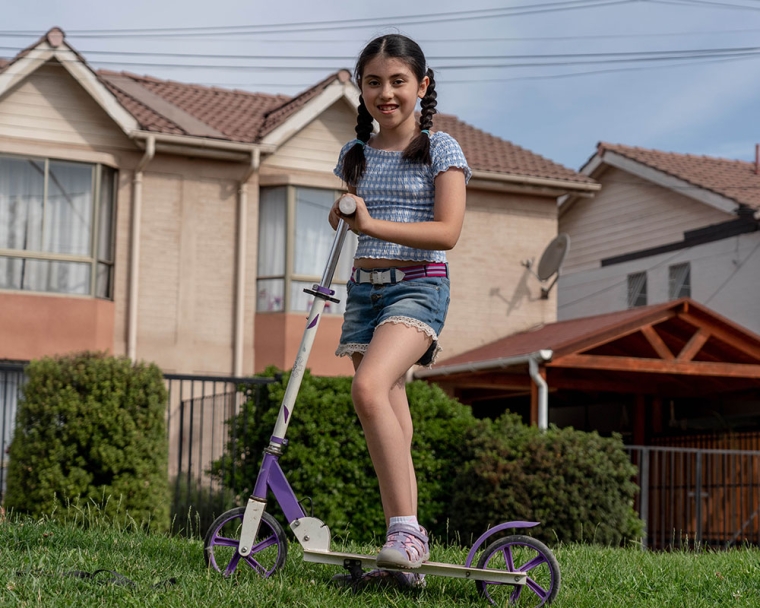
top-left (338, 194), bottom-right (357, 216)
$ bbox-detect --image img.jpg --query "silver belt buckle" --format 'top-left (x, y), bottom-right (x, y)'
top-left (370, 269), bottom-right (384, 285)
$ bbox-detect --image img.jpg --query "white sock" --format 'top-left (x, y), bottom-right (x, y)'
top-left (389, 515), bottom-right (420, 531)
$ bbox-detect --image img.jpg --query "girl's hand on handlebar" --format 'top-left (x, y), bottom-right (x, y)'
top-left (330, 194), bottom-right (369, 235)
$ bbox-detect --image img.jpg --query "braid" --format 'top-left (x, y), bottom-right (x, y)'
top-left (403, 68), bottom-right (437, 165)
top-left (341, 95), bottom-right (374, 186)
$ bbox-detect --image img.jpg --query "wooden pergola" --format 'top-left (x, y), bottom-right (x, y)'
top-left (416, 298), bottom-right (760, 442)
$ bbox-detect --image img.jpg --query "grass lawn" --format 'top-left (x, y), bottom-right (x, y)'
top-left (1, 513), bottom-right (759, 607)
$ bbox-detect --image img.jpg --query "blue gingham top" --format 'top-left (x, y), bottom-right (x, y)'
top-left (333, 131), bottom-right (471, 263)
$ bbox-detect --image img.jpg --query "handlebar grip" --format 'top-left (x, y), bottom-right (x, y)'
top-left (338, 195), bottom-right (357, 216)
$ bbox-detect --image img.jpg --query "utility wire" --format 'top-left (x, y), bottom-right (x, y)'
top-left (2, 44), bottom-right (758, 62)
top-left (0, 1), bottom-right (637, 39)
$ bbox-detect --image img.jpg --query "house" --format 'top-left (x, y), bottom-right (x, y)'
top-left (417, 143), bottom-right (760, 438)
top-left (0, 28), bottom-right (599, 379)
top-left (557, 142), bottom-right (760, 335)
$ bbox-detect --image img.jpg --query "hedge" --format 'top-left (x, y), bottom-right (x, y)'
top-left (5, 352), bottom-right (170, 532)
top-left (213, 369), bottom-right (642, 547)
top-left (210, 367), bottom-right (484, 544)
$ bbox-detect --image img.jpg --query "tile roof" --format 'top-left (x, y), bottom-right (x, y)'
top-left (436, 302), bottom-right (677, 367)
top-left (1, 28), bottom-right (592, 185)
top-left (98, 70), bottom-right (292, 142)
top-left (595, 142), bottom-right (760, 210)
top-left (434, 114), bottom-right (595, 184)
top-left (432, 297), bottom-right (760, 371)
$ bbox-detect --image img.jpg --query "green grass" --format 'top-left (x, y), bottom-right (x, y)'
top-left (1, 511), bottom-right (759, 607)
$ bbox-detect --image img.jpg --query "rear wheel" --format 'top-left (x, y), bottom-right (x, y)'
top-left (204, 507), bottom-right (288, 578)
top-left (475, 534), bottom-right (560, 606)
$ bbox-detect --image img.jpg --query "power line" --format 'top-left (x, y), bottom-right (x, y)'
top-left (0, 1), bottom-right (638, 40)
top-left (24, 46), bottom-right (759, 73)
top-left (3, 44), bottom-right (759, 62)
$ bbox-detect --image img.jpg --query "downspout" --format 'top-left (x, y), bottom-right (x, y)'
top-left (127, 135), bottom-right (155, 362)
top-left (529, 356), bottom-right (549, 431)
top-left (234, 148), bottom-right (260, 376)
top-left (414, 349), bottom-right (552, 429)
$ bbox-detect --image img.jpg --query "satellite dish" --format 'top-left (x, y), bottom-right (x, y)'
top-left (537, 233), bottom-right (570, 281)
top-left (522, 233), bottom-right (570, 299)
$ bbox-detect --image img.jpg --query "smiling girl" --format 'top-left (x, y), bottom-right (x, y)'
top-left (328, 34), bottom-right (471, 587)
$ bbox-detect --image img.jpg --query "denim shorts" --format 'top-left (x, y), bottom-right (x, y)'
top-left (336, 275), bottom-right (451, 366)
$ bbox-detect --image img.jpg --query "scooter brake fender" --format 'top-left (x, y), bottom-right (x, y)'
top-left (464, 521), bottom-right (540, 567)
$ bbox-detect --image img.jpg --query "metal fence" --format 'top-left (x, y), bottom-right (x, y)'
top-left (0, 364), bottom-right (273, 533)
top-left (164, 373), bottom-right (274, 535)
top-left (627, 445), bottom-right (760, 550)
top-left (3, 367), bottom-right (760, 547)
top-left (0, 363), bottom-right (24, 500)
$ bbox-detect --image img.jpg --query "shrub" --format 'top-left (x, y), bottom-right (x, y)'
top-left (210, 368), bottom-right (484, 544)
top-left (5, 352), bottom-right (170, 532)
top-left (449, 412), bottom-right (643, 546)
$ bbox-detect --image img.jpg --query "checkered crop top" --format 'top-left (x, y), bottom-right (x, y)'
top-left (333, 131), bottom-right (471, 263)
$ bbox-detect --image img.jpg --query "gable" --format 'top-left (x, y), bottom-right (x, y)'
top-left (0, 59), bottom-right (134, 151)
top-left (560, 166), bottom-right (732, 272)
top-left (261, 100), bottom-right (356, 175)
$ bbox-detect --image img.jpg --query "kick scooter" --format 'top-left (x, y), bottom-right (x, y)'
top-left (203, 197), bottom-right (561, 606)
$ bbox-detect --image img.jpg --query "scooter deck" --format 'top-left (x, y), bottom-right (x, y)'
top-left (302, 549), bottom-right (527, 586)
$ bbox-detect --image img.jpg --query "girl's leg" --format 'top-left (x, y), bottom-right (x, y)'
top-left (350, 322), bottom-right (430, 522)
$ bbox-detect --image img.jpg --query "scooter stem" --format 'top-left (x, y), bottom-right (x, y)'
top-left (267, 219), bottom-right (352, 448)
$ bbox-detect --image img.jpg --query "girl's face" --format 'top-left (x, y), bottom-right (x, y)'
top-left (360, 55), bottom-right (428, 136)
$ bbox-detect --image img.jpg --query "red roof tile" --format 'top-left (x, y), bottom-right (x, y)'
top-left (596, 142), bottom-right (760, 210)
top-left (434, 114), bottom-right (595, 184)
top-left (2, 29), bottom-right (592, 185)
top-left (98, 70), bottom-right (289, 142)
top-left (433, 298), bottom-right (760, 372)
top-left (436, 302), bottom-right (676, 367)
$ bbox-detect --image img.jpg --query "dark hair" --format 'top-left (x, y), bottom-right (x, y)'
top-left (342, 34), bottom-right (438, 186)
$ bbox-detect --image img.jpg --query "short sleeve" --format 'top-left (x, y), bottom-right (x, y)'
top-left (333, 141), bottom-right (354, 182)
top-left (430, 132), bottom-right (472, 184)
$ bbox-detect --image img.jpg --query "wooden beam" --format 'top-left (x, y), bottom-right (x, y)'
top-left (652, 396), bottom-right (663, 434)
top-left (551, 354), bottom-right (760, 378)
top-left (444, 374), bottom-right (532, 391)
top-left (633, 394), bottom-right (646, 446)
top-left (641, 324), bottom-right (675, 360)
top-left (554, 309), bottom-right (677, 358)
top-left (677, 328), bottom-right (710, 362)
top-left (530, 378), bottom-right (538, 427)
top-left (677, 312), bottom-right (760, 361)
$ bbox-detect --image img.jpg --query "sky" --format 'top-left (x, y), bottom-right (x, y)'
top-left (2, 0), bottom-right (760, 172)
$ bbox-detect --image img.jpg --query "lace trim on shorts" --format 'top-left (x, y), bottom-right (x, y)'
top-left (335, 343), bottom-right (369, 358)
top-left (378, 316), bottom-right (442, 367)
top-left (336, 318), bottom-right (443, 366)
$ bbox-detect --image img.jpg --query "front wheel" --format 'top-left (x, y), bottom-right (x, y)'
top-left (204, 507), bottom-right (288, 578)
top-left (475, 534), bottom-right (560, 606)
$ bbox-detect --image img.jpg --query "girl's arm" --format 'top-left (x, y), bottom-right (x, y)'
top-left (337, 168), bottom-right (467, 250)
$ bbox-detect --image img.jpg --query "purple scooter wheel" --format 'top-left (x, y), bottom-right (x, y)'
top-left (475, 534), bottom-right (560, 606)
top-left (204, 507), bottom-right (288, 578)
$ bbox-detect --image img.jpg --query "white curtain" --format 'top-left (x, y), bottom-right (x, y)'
top-left (0, 158), bottom-right (44, 289)
top-left (294, 187), bottom-right (357, 282)
top-left (257, 187), bottom-right (286, 311)
top-left (0, 157), bottom-right (94, 295)
top-left (257, 185), bottom-right (357, 313)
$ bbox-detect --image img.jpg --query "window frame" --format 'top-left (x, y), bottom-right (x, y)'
top-left (627, 271), bottom-right (648, 308)
top-left (256, 184), bottom-right (355, 314)
top-left (668, 262), bottom-right (691, 300)
top-left (0, 152), bottom-right (118, 299)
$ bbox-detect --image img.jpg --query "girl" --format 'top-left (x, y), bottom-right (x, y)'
top-left (329, 34), bottom-right (470, 586)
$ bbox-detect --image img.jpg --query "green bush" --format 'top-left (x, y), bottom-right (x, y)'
top-left (449, 412), bottom-right (643, 546)
top-left (5, 352), bottom-right (170, 532)
top-left (210, 367), bottom-right (484, 544)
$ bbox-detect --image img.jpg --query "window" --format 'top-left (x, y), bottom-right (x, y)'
top-left (257, 186), bottom-right (357, 314)
top-left (668, 262), bottom-right (691, 300)
top-left (0, 155), bottom-right (117, 298)
top-left (627, 272), bottom-right (647, 308)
